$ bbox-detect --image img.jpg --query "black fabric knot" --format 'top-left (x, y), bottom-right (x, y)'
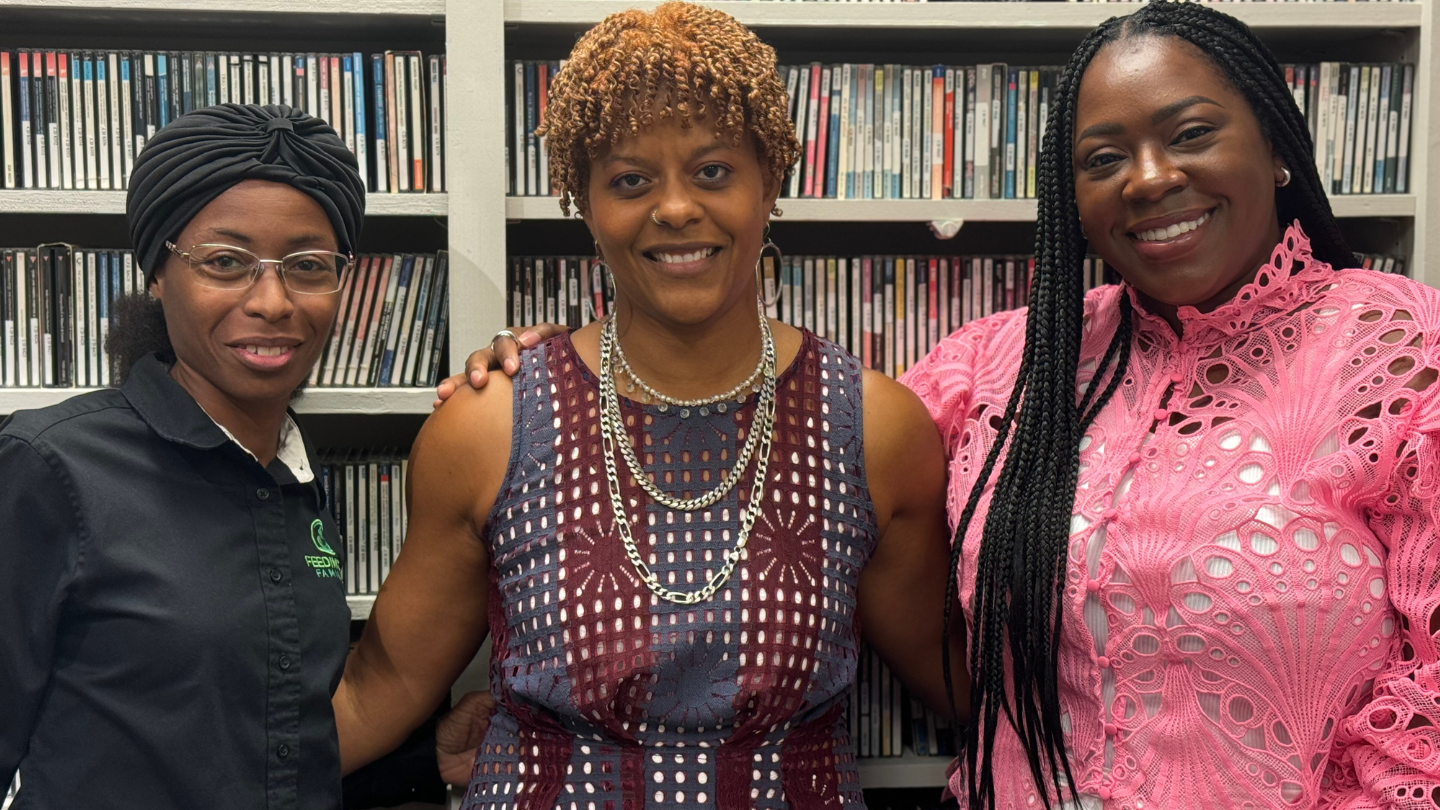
top-left (126, 103), bottom-right (365, 282)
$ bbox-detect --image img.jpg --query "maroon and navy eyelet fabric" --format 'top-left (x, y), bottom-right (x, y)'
top-left (464, 330), bottom-right (878, 810)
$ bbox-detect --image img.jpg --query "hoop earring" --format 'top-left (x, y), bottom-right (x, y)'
top-left (755, 224), bottom-right (783, 309)
top-left (585, 242), bottom-right (617, 322)
top-left (1277, 166), bottom-right (1292, 187)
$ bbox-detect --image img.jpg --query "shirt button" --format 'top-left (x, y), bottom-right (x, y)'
top-left (1097, 656), bottom-right (1111, 669)
top-left (1104, 723), bottom-right (1119, 737)
top-left (276, 744), bottom-right (290, 759)
top-left (1127, 451), bottom-right (1142, 465)
top-left (1097, 787), bottom-right (1113, 801)
top-left (1086, 578), bottom-right (1102, 593)
top-left (1152, 408), bottom-right (1168, 421)
top-left (269, 568), bottom-right (283, 583)
top-left (257, 488), bottom-right (271, 501)
top-left (1170, 373), bottom-right (1184, 384)
top-left (279, 655), bottom-right (292, 671)
top-left (1102, 508), bottom-right (1118, 521)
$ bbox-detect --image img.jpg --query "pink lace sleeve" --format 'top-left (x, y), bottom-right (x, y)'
top-left (900, 329), bottom-right (979, 454)
top-left (1323, 375), bottom-right (1440, 808)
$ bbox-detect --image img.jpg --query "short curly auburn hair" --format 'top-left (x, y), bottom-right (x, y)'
top-left (536, 0), bottom-right (800, 218)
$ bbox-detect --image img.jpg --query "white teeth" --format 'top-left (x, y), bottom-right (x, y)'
top-left (1136, 210), bottom-right (1211, 243)
top-left (244, 345), bottom-right (288, 358)
top-left (653, 248), bottom-right (717, 264)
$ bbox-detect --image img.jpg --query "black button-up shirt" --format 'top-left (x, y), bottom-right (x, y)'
top-left (0, 354), bottom-right (350, 810)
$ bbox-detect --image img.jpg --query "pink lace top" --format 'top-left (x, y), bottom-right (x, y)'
top-left (902, 223), bottom-right (1440, 810)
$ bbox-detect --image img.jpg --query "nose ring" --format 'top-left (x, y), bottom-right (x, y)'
top-left (651, 209), bottom-right (662, 226)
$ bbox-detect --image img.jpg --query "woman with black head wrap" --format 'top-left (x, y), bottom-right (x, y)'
top-left (0, 104), bottom-right (482, 809)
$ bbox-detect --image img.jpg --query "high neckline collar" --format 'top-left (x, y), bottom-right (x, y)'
top-left (1124, 221), bottom-right (1334, 345)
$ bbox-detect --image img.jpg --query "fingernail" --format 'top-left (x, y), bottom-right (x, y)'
top-left (504, 358), bottom-right (517, 373)
top-left (471, 371), bottom-right (483, 386)
top-left (520, 331), bottom-right (540, 346)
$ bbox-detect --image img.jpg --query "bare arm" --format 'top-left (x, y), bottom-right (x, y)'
top-left (334, 373), bottom-right (514, 774)
top-left (856, 369), bottom-right (969, 722)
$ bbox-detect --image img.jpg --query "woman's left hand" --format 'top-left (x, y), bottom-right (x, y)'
top-left (435, 690), bottom-right (497, 786)
top-left (432, 324), bottom-right (570, 409)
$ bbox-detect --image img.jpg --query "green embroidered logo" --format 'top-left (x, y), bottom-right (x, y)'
top-left (311, 519), bottom-right (336, 555)
top-left (307, 519), bottom-right (341, 579)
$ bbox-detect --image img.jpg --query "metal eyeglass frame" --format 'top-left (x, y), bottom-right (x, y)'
top-left (164, 240), bottom-right (353, 295)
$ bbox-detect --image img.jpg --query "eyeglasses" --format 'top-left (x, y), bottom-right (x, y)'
top-left (165, 242), bottom-right (351, 295)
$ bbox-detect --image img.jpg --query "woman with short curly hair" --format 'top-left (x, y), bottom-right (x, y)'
top-left (333, 3), bottom-right (966, 807)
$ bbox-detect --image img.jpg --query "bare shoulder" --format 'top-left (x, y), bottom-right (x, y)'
top-left (861, 367), bottom-right (946, 525)
top-left (423, 369), bottom-right (514, 450)
top-left (410, 370), bottom-right (516, 526)
top-left (862, 367), bottom-right (940, 445)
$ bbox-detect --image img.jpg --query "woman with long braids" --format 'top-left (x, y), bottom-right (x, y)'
top-left (459, 2), bottom-right (1440, 807)
top-left (337, 3), bottom-right (965, 807)
top-left (900, 3), bottom-right (1440, 808)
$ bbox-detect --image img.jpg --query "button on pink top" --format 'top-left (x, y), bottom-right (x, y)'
top-left (902, 224), bottom-right (1440, 809)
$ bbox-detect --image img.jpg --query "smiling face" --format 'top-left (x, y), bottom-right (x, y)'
top-left (585, 113), bottom-right (779, 329)
top-left (1072, 35), bottom-right (1288, 314)
top-left (150, 179), bottom-right (343, 408)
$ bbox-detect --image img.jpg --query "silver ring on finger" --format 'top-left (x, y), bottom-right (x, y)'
top-left (491, 329), bottom-right (521, 351)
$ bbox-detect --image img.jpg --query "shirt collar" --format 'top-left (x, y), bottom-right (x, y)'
top-left (121, 353), bottom-right (314, 483)
top-left (121, 354), bottom-right (232, 451)
top-left (201, 410), bottom-right (315, 484)
top-left (1126, 220), bottom-right (1334, 345)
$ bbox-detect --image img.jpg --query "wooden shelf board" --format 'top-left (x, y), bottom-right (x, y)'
top-left (505, 1), bottom-right (1421, 30)
top-left (510, 194), bottom-right (1415, 223)
top-left (0, 387), bottom-right (437, 415)
top-left (0, 190), bottom-right (447, 216)
top-left (0, 0), bottom-right (443, 13)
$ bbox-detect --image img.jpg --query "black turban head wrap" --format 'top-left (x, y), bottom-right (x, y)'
top-left (127, 103), bottom-right (365, 284)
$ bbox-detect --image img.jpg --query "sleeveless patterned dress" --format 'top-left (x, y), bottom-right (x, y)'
top-left (463, 330), bottom-right (877, 810)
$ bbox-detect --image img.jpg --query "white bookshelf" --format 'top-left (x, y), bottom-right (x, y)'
top-left (348, 593), bottom-right (376, 619)
top-left (507, 193), bottom-right (1418, 222)
top-left (0, 386), bottom-right (437, 415)
top-left (495, 0), bottom-right (1438, 288)
top-left (1, 0), bottom-right (443, 12)
top-left (0, 190), bottom-right (447, 216)
top-left (505, 0), bottom-right (1424, 30)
